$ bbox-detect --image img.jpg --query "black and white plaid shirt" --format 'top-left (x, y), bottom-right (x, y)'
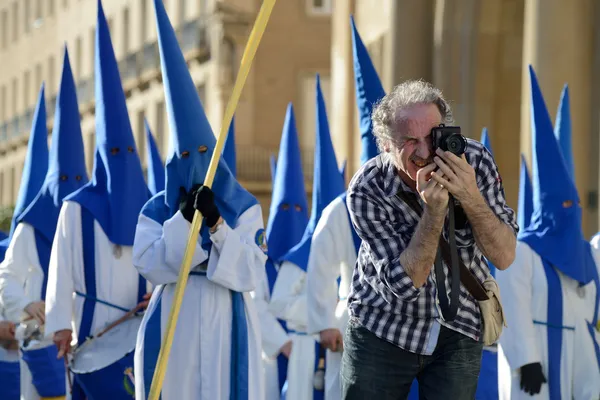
top-left (346, 139), bottom-right (518, 355)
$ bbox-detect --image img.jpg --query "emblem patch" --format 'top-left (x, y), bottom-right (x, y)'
top-left (255, 228), bottom-right (268, 253)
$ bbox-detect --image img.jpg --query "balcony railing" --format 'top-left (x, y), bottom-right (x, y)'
top-left (1, 17), bottom-right (212, 146)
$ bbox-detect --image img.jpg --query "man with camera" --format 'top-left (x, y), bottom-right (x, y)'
top-left (341, 80), bottom-right (518, 399)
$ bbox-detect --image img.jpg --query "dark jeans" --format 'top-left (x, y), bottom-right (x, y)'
top-left (341, 317), bottom-right (483, 400)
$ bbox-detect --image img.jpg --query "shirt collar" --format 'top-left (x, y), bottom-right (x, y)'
top-left (378, 154), bottom-right (417, 198)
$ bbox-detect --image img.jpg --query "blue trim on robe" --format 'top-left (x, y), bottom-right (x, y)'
top-left (541, 259), bottom-right (563, 400)
top-left (141, 193), bottom-right (250, 400)
top-left (586, 256), bottom-right (600, 371)
top-left (78, 207), bottom-right (96, 344)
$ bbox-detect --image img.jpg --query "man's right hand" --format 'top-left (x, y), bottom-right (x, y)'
top-left (279, 340), bottom-right (292, 358)
top-left (24, 301), bottom-right (45, 325)
top-left (0, 321), bottom-right (16, 340)
top-left (320, 328), bottom-right (343, 352)
top-left (520, 362), bottom-right (546, 395)
top-left (53, 329), bottom-right (73, 359)
top-left (416, 163), bottom-right (448, 213)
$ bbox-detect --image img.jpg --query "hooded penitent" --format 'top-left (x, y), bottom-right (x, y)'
top-left (264, 103), bottom-right (309, 393)
top-left (0, 84), bottom-right (49, 262)
top-left (281, 76), bottom-right (345, 272)
top-left (144, 1), bottom-right (259, 398)
top-left (17, 48), bottom-right (88, 300)
top-left (67, 0), bottom-right (151, 247)
top-left (517, 65), bottom-right (600, 397)
top-left (145, 119), bottom-right (165, 195)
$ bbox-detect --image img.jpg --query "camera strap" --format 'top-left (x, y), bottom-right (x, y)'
top-left (395, 191), bottom-right (489, 314)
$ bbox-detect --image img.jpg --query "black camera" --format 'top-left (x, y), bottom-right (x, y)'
top-left (431, 124), bottom-right (467, 156)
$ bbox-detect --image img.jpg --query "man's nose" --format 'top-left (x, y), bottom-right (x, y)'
top-left (415, 139), bottom-right (432, 159)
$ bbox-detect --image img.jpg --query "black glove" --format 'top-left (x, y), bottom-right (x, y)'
top-left (178, 184), bottom-right (202, 223)
top-left (520, 362), bottom-right (546, 395)
top-left (193, 185), bottom-right (221, 228)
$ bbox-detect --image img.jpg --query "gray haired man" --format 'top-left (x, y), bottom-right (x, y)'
top-left (342, 80), bottom-right (518, 399)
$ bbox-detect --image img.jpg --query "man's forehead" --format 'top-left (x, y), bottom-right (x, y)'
top-left (394, 104), bottom-right (442, 138)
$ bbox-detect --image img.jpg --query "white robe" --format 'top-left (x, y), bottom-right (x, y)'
top-left (251, 262), bottom-right (291, 400)
top-left (44, 201), bottom-right (148, 398)
top-left (132, 204), bottom-right (266, 400)
top-left (496, 240), bottom-right (600, 399)
top-left (269, 259), bottom-right (319, 400)
top-left (306, 196), bottom-right (357, 400)
top-left (0, 223), bottom-right (55, 400)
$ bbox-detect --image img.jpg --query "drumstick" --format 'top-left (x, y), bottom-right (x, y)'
top-left (94, 302), bottom-right (145, 339)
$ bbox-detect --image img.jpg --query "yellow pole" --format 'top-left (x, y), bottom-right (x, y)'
top-left (147, 1), bottom-right (278, 398)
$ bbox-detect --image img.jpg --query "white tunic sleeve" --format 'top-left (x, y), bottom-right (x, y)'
top-left (133, 204), bottom-right (266, 292)
top-left (306, 210), bottom-right (341, 335)
top-left (268, 261), bottom-right (308, 328)
top-left (251, 266), bottom-right (290, 359)
top-left (44, 202), bottom-right (78, 337)
top-left (496, 241), bottom-right (541, 370)
top-left (0, 223), bottom-right (39, 322)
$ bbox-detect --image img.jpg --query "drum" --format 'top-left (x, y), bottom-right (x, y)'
top-left (69, 315), bottom-right (143, 400)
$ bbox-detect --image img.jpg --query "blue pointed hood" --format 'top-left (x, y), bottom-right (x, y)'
top-left (281, 77), bottom-right (345, 271)
top-left (152, 0), bottom-right (257, 234)
top-left (518, 66), bottom-right (594, 284)
top-left (223, 116), bottom-right (237, 177)
top-left (518, 155), bottom-right (534, 230)
top-left (10, 84), bottom-right (50, 234)
top-left (67, 0), bottom-right (150, 246)
top-left (18, 48), bottom-right (88, 244)
top-left (351, 16), bottom-right (385, 165)
top-left (266, 103), bottom-right (309, 262)
top-left (269, 153), bottom-right (277, 185)
top-left (0, 84), bottom-right (50, 262)
top-left (554, 84), bottom-right (575, 182)
top-left (145, 119), bottom-right (165, 195)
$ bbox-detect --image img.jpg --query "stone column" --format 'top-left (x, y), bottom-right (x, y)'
top-left (520, 0), bottom-right (595, 236)
top-left (432, 0), bottom-right (479, 137)
top-left (388, 0), bottom-right (435, 85)
top-left (330, 0), bottom-right (356, 177)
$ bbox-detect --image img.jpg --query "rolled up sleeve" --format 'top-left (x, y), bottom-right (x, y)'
top-left (347, 187), bottom-right (420, 302)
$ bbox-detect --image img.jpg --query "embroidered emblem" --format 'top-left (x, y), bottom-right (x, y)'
top-left (123, 367), bottom-right (135, 397)
top-left (255, 228), bottom-right (268, 253)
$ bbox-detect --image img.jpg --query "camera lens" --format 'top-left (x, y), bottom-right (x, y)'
top-left (445, 134), bottom-right (467, 156)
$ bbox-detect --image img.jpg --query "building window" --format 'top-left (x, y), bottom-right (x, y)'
top-left (299, 73), bottom-right (331, 151)
top-left (196, 84), bottom-right (206, 106)
top-left (63, 0), bottom-right (68, 9)
top-left (155, 100), bottom-right (165, 152)
top-left (1, 10), bottom-right (7, 49)
top-left (122, 7), bottom-right (130, 55)
top-left (1, 85), bottom-right (6, 121)
top-left (89, 28), bottom-right (95, 75)
top-left (34, 0), bottom-right (42, 21)
top-left (11, 78), bottom-right (17, 116)
top-left (48, 0), bottom-right (55, 16)
top-left (139, 0), bottom-right (147, 46)
top-left (23, 70), bottom-right (30, 108)
top-left (9, 166), bottom-right (15, 205)
top-left (47, 55), bottom-right (55, 94)
top-left (75, 36), bottom-right (82, 79)
top-left (108, 17), bottom-right (113, 36)
top-left (178, 0), bottom-right (186, 25)
top-left (306, 0), bottom-right (331, 16)
top-left (0, 171), bottom-right (4, 205)
top-left (12, 2), bottom-right (19, 42)
top-left (137, 110), bottom-right (145, 163)
top-left (24, 0), bottom-right (31, 34)
top-left (35, 63), bottom-right (42, 91)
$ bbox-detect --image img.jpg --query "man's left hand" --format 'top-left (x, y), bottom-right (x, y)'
top-left (431, 148), bottom-right (481, 207)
